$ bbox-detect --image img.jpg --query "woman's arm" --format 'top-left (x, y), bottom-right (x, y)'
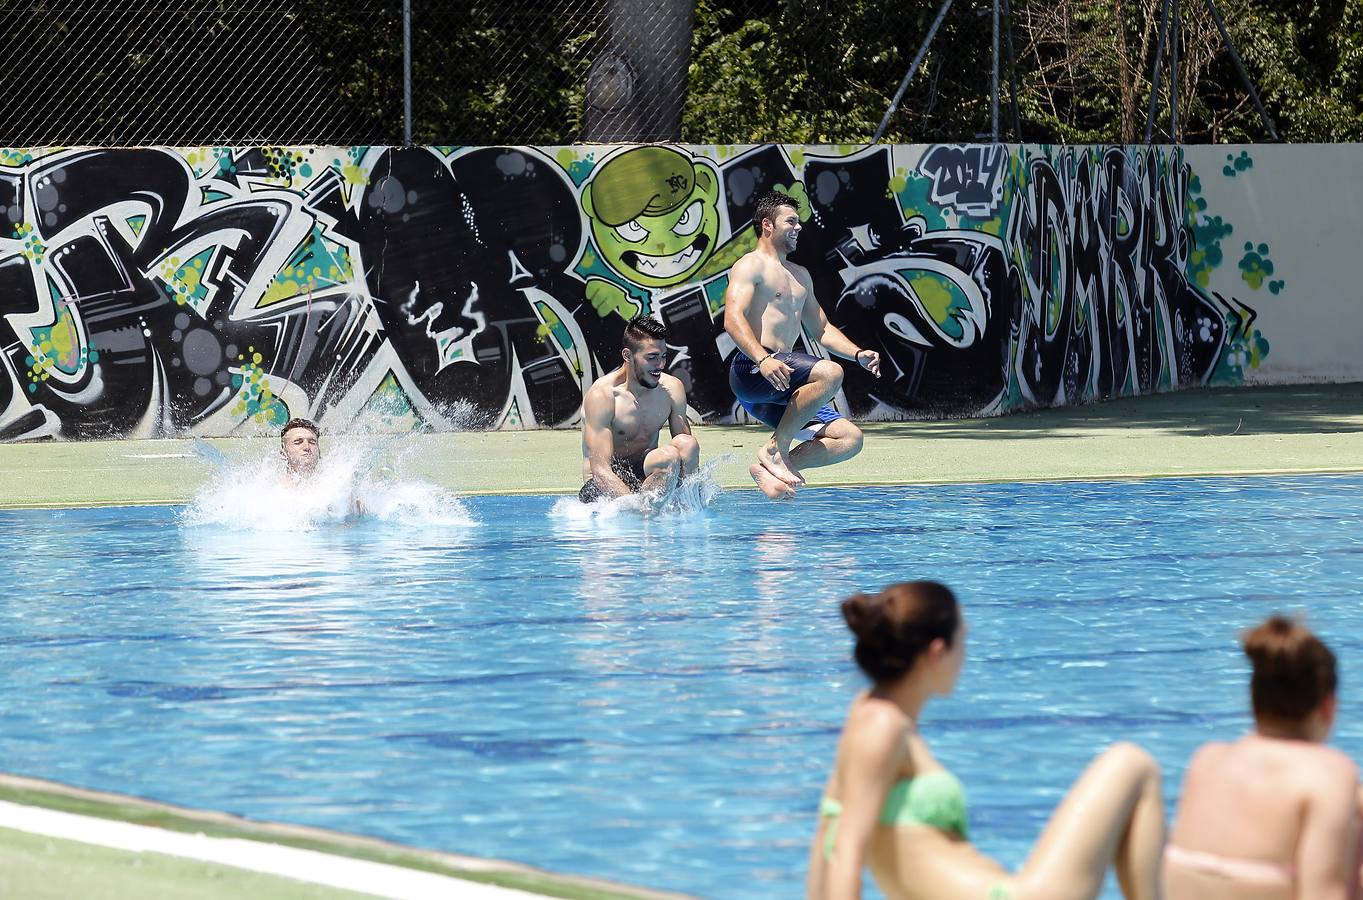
top-left (1298, 760), bottom-right (1360, 900)
top-left (818, 712), bottom-right (907, 900)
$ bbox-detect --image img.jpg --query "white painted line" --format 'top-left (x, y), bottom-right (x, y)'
top-left (0, 801), bottom-right (540, 899)
top-left (123, 453), bottom-right (194, 459)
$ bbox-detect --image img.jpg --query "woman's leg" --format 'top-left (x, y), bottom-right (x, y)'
top-left (1011, 742), bottom-right (1165, 900)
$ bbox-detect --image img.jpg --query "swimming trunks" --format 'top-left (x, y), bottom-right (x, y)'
top-left (728, 349), bottom-right (845, 430)
top-left (578, 455), bottom-right (648, 503)
top-left (1163, 844), bottom-right (1295, 885)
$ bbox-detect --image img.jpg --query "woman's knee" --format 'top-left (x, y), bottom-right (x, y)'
top-left (1101, 742), bottom-right (1160, 783)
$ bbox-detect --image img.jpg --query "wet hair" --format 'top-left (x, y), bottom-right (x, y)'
top-left (623, 315), bottom-right (667, 352)
top-left (841, 581), bottom-right (959, 684)
top-left (280, 417), bottom-right (319, 443)
top-left (752, 190), bottom-right (799, 236)
top-left (1243, 615), bottom-right (1337, 722)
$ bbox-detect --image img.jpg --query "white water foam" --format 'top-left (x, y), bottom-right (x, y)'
top-left (549, 455), bottom-right (727, 521)
top-left (182, 438), bottom-right (475, 531)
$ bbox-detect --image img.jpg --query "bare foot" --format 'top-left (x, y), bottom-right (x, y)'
top-left (749, 463), bottom-right (796, 500)
top-left (757, 441), bottom-right (803, 486)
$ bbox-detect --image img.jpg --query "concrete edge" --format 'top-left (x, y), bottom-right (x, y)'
top-left (0, 774), bottom-right (694, 900)
top-left (4, 465), bottom-right (1363, 511)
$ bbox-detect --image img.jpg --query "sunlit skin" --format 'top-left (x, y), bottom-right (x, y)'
top-left (809, 610), bottom-right (1167, 900)
top-left (580, 335), bottom-right (699, 511)
top-left (723, 203), bottom-right (881, 498)
top-left (1167, 672), bottom-right (1363, 899)
top-left (280, 425), bottom-right (320, 479)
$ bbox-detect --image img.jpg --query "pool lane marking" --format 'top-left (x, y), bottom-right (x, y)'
top-left (0, 800), bottom-right (540, 899)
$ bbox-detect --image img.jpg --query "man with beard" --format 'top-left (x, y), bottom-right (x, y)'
top-left (723, 190), bottom-right (882, 500)
top-left (579, 315), bottom-right (700, 508)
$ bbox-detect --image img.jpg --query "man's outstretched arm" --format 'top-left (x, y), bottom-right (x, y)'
top-left (797, 268), bottom-right (881, 377)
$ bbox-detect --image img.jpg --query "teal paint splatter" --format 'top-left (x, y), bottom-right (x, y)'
top-left (1238, 241), bottom-right (1277, 290)
top-left (893, 172), bottom-right (949, 231)
top-left (1222, 150), bottom-right (1253, 178)
top-left (1210, 327), bottom-right (1270, 384)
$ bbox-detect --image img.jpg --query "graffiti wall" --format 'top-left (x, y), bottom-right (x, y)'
top-left (0, 142), bottom-right (1340, 440)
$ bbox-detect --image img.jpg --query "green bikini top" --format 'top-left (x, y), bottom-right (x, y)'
top-left (819, 770), bottom-right (969, 860)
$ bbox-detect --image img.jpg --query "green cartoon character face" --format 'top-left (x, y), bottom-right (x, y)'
top-left (581, 146), bottom-right (721, 289)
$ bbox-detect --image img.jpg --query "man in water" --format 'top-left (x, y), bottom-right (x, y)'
top-left (580, 315), bottom-right (699, 508)
top-left (280, 417), bottom-right (321, 482)
top-left (723, 190), bottom-right (881, 499)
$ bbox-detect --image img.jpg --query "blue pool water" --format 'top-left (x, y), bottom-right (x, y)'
top-left (4, 475), bottom-right (1363, 898)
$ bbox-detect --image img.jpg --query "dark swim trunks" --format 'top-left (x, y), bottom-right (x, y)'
top-left (728, 349), bottom-right (845, 430)
top-left (578, 454), bottom-right (649, 503)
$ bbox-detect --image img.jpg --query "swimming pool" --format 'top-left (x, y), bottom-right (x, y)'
top-left (4, 475), bottom-right (1363, 898)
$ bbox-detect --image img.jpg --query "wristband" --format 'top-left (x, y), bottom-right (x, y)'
top-left (757, 353), bottom-right (773, 366)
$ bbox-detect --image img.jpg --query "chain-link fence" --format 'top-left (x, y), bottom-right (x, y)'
top-left (0, 0), bottom-right (1279, 147)
top-left (1, 0), bottom-right (1008, 147)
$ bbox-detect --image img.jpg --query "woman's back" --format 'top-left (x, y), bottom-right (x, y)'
top-left (1166, 736), bottom-right (1359, 900)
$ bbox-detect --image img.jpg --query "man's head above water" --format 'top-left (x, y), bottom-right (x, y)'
top-left (621, 315), bottom-right (668, 390)
top-left (280, 417), bottom-right (321, 475)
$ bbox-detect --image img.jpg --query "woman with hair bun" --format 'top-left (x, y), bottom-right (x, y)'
top-left (1165, 615), bottom-right (1361, 899)
top-left (809, 581), bottom-right (1166, 900)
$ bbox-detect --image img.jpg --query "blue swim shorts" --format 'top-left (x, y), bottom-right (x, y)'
top-left (728, 349), bottom-right (845, 430)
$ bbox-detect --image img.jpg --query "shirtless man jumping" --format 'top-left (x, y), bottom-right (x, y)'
top-left (580, 315), bottom-right (700, 508)
top-left (723, 190), bottom-right (881, 499)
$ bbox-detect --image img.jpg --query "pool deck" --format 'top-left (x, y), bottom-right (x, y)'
top-left (2, 382), bottom-right (1362, 508)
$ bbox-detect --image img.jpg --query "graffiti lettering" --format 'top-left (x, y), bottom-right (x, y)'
top-left (918, 144), bottom-right (1008, 218)
top-left (0, 142), bottom-right (1264, 440)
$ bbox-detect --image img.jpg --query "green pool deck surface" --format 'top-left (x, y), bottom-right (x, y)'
top-left (2, 382), bottom-right (1362, 509)
top-left (2, 381), bottom-right (1361, 897)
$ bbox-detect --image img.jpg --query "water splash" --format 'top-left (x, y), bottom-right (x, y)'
top-left (549, 455), bottom-right (726, 520)
top-left (182, 438), bottom-right (475, 531)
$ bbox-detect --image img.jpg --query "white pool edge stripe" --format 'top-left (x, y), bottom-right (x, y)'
top-left (0, 800), bottom-right (539, 899)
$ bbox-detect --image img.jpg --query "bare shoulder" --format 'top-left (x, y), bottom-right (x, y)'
top-left (582, 374), bottom-right (617, 416)
top-left (845, 697), bottom-right (911, 743)
top-left (1187, 740), bottom-right (1231, 768)
top-left (1301, 744), bottom-right (1359, 785)
top-left (730, 250), bottom-right (764, 281)
top-left (659, 372), bottom-right (689, 404)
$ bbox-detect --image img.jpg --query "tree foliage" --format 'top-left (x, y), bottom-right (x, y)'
top-left (680, 0), bottom-right (1363, 144)
top-left (3, 0), bottom-right (1360, 146)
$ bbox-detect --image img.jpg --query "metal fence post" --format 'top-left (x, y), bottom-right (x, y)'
top-left (403, 0), bottom-right (413, 146)
top-left (991, 0), bottom-right (1000, 141)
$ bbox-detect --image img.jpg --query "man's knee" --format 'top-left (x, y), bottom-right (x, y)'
top-left (646, 446), bottom-right (681, 473)
top-left (811, 359), bottom-right (843, 388)
top-left (822, 419), bottom-right (863, 453)
top-left (843, 422), bottom-right (864, 456)
top-left (672, 434), bottom-right (700, 465)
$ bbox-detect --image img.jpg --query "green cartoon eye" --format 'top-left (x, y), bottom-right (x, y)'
top-left (672, 200), bottom-right (703, 237)
top-left (614, 219), bottom-right (648, 243)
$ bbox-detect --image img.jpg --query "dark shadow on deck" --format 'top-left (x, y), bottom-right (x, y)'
top-left (867, 383), bottom-right (1363, 439)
